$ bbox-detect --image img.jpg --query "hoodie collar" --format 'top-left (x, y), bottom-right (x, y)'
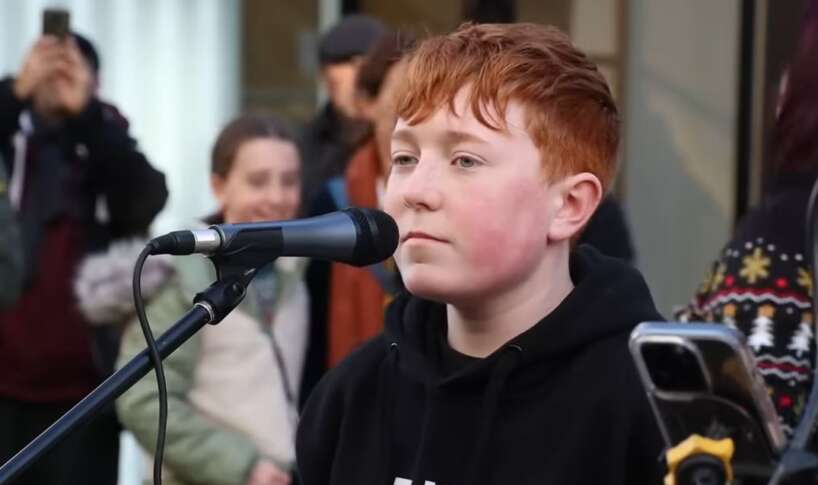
top-left (384, 245), bottom-right (661, 389)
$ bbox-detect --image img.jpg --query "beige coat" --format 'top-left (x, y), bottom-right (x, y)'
top-left (107, 250), bottom-right (308, 485)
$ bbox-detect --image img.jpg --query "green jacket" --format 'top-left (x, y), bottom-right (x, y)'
top-left (0, 161), bottom-right (22, 308)
top-left (115, 253), bottom-right (308, 485)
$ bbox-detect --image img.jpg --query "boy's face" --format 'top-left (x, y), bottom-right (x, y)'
top-left (384, 90), bottom-right (562, 305)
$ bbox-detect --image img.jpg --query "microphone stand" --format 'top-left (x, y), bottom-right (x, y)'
top-left (0, 257), bottom-right (261, 485)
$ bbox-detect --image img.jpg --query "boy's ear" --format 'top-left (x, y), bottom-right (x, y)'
top-left (547, 173), bottom-right (603, 242)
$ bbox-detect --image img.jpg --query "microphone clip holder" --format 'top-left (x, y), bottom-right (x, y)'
top-left (208, 246), bottom-right (275, 283)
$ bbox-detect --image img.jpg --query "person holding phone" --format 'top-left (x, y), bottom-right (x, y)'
top-left (676, 0), bottom-right (818, 439)
top-left (0, 25), bottom-right (168, 485)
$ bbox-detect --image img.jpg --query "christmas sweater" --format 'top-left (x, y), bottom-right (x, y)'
top-left (676, 179), bottom-right (816, 437)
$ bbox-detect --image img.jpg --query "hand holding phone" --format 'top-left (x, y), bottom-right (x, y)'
top-left (630, 322), bottom-right (786, 480)
top-left (12, 9), bottom-right (72, 101)
top-left (52, 38), bottom-right (93, 115)
top-left (13, 37), bottom-right (63, 101)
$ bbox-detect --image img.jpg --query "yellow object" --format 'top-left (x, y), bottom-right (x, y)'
top-left (664, 434), bottom-right (735, 485)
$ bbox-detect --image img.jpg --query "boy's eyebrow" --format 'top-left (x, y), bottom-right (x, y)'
top-left (391, 128), bottom-right (489, 147)
top-left (441, 130), bottom-right (489, 146)
top-left (391, 128), bottom-right (417, 145)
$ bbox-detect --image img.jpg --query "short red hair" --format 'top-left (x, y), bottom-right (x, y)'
top-left (398, 23), bottom-right (619, 191)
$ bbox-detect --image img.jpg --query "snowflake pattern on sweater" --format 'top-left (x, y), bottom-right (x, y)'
top-left (676, 238), bottom-right (814, 438)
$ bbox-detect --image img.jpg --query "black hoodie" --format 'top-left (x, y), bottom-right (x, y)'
top-left (297, 246), bottom-right (666, 485)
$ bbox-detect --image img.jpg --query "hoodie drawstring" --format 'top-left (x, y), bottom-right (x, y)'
top-left (378, 342), bottom-right (400, 484)
top-left (466, 344), bottom-right (522, 485)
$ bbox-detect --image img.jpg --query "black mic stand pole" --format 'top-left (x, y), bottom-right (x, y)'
top-left (0, 267), bottom-right (255, 485)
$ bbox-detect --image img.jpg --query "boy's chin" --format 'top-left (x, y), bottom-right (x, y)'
top-left (402, 273), bottom-right (455, 303)
top-left (402, 272), bottom-right (480, 305)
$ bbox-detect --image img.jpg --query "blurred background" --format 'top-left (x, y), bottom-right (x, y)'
top-left (0, 1), bottom-right (811, 481)
top-left (1, 0), bottom-right (806, 316)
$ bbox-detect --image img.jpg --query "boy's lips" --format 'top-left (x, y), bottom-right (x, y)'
top-left (403, 230), bottom-right (448, 243)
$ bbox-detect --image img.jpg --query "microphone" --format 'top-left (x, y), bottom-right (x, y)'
top-left (148, 208), bottom-right (399, 267)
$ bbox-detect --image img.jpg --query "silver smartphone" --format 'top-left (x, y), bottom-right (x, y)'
top-left (630, 322), bottom-right (786, 479)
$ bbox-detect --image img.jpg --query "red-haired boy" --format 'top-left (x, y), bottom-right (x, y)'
top-left (297, 23), bottom-right (664, 485)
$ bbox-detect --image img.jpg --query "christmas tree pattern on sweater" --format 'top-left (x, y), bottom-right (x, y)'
top-left (749, 304), bottom-right (776, 352)
top-left (677, 237), bottom-right (814, 437)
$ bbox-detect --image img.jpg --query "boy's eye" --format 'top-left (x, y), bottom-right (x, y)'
top-left (453, 156), bottom-right (480, 169)
top-left (392, 155), bottom-right (417, 166)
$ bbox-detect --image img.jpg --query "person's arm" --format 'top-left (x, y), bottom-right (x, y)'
top-left (0, 162), bottom-right (22, 308)
top-left (0, 79), bottom-right (25, 144)
top-left (0, 37), bottom-right (66, 142)
top-left (65, 100), bottom-right (167, 237)
top-left (116, 284), bottom-right (260, 485)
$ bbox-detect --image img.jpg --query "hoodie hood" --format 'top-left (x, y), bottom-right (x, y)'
top-left (384, 244), bottom-right (662, 389)
top-left (296, 245), bottom-right (666, 485)
top-left (373, 245), bottom-right (663, 485)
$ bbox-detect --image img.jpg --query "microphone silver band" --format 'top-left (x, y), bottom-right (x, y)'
top-left (191, 229), bottom-right (221, 254)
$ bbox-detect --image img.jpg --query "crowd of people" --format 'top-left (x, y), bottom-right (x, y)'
top-left (0, 4), bottom-right (816, 485)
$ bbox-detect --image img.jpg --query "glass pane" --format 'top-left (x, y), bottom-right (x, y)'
top-left (242, 0), bottom-right (319, 122)
top-left (571, 0), bottom-right (617, 56)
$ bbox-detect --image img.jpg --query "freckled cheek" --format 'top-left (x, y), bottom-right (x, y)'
top-left (455, 193), bottom-right (545, 274)
top-left (382, 177), bottom-right (406, 216)
top-left (382, 194), bottom-right (401, 221)
top-left (454, 207), bottom-right (511, 270)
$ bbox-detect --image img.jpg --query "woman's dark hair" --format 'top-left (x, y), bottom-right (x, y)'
top-left (772, 0), bottom-right (818, 173)
top-left (71, 32), bottom-right (100, 74)
top-left (211, 114), bottom-right (295, 177)
top-left (355, 31), bottom-right (415, 100)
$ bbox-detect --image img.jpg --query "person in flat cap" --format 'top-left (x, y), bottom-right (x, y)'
top-left (298, 14), bottom-right (386, 209)
top-left (297, 14), bottom-right (386, 408)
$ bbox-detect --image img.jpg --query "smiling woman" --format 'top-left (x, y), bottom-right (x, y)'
top-left (210, 116), bottom-right (301, 224)
top-left (114, 114), bottom-right (309, 485)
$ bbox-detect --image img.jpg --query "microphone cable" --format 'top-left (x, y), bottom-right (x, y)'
top-left (133, 242), bottom-right (167, 485)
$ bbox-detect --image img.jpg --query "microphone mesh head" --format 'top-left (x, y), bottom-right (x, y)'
top-left (344, 208), bottom-right (399, 266)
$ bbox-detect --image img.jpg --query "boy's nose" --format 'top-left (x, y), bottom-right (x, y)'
top-left (402, 162), bottom-right (442, 211)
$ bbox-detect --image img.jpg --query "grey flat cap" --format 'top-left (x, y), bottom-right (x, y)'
top-left (318, 14), bottom-right (387, 65)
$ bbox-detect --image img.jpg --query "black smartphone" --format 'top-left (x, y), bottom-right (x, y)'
top-left (630, 322), bottom-right (786, 480)
top-left (43, 8), bottom-right (70, 39)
